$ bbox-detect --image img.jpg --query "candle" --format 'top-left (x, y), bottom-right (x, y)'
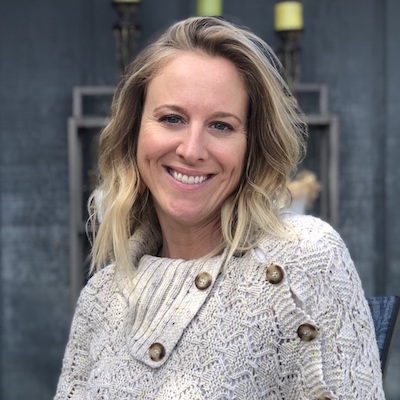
top-left (196, 0), bottom-right (223, 16)
top-left (274, 1), bottom-right (303, 31)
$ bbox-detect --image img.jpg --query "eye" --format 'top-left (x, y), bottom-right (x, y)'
top-left (211, 121), bottom-right (233, 132)
top-left (160, 115), bottom-right (182, 125)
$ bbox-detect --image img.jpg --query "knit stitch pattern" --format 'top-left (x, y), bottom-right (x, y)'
top-left (54, 213), bottom-right (385, 399)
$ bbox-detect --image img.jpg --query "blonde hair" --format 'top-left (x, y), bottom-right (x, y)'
top-left (88, 16), bottom-right (307, 275)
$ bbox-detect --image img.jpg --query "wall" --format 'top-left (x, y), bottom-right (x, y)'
top-left (0, 0), bottom-right (398, 399)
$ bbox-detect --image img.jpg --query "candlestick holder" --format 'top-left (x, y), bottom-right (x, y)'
top-left (112, 0), bottom-right (141, 74)
top-left (274, 1), bottom-right (303, 89)
top-left (275, 29), bottom-right (302, 89)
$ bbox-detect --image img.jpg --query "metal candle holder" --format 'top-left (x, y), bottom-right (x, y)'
top-left (275, 29), bottom-right (302, 89)
top-left (274, 1), bottom-right (303, 89)
top-left (112, 0), bottom-right (141, 74)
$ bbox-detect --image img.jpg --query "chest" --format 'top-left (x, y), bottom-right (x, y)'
top-left (86, 253), bottom-right (323, 399)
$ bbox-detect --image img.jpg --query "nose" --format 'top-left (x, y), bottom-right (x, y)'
top-left (176, 123), bottom-right (208, 164)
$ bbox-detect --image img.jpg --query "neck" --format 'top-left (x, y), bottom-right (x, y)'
top-left (158, 221), bottom-right (223, 260)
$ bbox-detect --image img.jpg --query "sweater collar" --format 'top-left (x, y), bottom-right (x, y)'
top-left (115, 222), bottom-right (228, 368)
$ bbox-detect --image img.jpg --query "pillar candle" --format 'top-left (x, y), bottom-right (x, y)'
top-left (274, 1), bottom-right (303, 31)
top-left (196, 0), bottom-right (223, 16)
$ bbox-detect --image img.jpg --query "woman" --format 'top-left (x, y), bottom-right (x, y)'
top-left (55, 16), bottom-right (385, 399)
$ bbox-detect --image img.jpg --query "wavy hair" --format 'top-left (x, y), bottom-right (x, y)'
top-left (88, 16), bottom-right (307, 275)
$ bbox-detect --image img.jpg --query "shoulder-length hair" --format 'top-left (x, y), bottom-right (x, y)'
top-left (88, 16), bottom-right (307, 275)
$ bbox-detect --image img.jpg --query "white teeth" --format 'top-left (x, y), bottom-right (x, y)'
top-left (171, 170), bottom-right (208, 184)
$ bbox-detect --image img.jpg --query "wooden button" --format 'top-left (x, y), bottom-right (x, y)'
top-left (148, 342), bottom-right (165, 362)
top-left (266, 263), bottom-right (284, 284)
top-left (195, 272), bottom-right (212, 290)
top-left (297, 323), bottom-right (319, 342)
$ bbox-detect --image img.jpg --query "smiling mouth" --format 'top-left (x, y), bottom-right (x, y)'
top-left (168, 168), bottom-right (210, 185)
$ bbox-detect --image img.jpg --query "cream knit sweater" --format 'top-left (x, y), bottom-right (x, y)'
top-left (54, 213), bottom-right (385, 399)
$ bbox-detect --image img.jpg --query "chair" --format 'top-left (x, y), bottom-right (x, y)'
top-left (367, 295), bottom-right (400, 377)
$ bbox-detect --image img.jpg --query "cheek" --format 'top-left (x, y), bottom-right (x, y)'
top-left (136, 127), bottom-right (174, 185)
top-left (136, 130), bottom-right (153, 179)
top-left (232, 138), bottom-right (247, 170)
top-left (137, 121), bottom-right (173, 158)
top-left (218, 138), bottom-right (247, 182)
top-left (137, 128), bottom-right (158, 164)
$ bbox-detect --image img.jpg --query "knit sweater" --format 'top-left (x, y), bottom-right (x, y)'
top-left (54, 213), bottom-right (385, 399)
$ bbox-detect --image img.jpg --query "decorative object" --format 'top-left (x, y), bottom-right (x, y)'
top-left (288, 170), bottom-right (321, 214)
top-left (274, 1), bottom-right (303, 89)
top-left (196, 0), bottom-right (223, 16)
top-left (112, 0), bottom-right (141, 74)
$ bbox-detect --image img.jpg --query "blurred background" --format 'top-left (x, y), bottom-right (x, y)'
top-left (0, 0), bottom-right (399, 398)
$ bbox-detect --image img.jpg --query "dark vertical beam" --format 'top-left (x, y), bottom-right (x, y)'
top-left (385, 0), bottom-right (400, 296)
top-left (373, 0), bottom-right (388, 295)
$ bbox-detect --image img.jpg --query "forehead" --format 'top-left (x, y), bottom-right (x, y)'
top-left (146, 51), bottom-right (248, 99)
top-left (142, 52), bottom-right (249, 120)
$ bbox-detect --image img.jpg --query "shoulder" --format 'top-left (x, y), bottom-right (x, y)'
top-left (71, 263), bottom-right (128, 332)
top-left (257, 212), bottom-right (352, 273)
top-left (281, 211), bottom-right (341, 243)
top-left (86, 263), bottom-right (117, 289)
top-left (255, 213), bottom-right (361, 316)
top-left (280, 211), bottom-right (347, 256)
top-left (258, 211), bottom-right (345, 249)
top-left (76, 264), bottom-right (118, 307)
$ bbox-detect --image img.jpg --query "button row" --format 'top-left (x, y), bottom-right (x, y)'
top-left (148, 266), bottom-right (318, 364)
top-left (148, 322), bottom-right (319, 363)
top-left (147, 271), bottom-right (213, 363)
top-left (266, 263), bottom-right (319, 342)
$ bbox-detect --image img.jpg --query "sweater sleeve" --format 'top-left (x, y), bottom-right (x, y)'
top-left (53, 266), bottom-right (115, 400)
top-left (53, 284), bottom-right (95, 399)
top-left (294, 219), bottom-right (386, 399)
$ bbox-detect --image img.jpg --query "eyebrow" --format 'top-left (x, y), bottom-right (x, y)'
top-left (153, 104), bottom-right (244, 125)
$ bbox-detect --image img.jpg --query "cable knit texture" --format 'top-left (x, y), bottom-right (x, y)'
top-left (54, 213), bottom-right (385, 399)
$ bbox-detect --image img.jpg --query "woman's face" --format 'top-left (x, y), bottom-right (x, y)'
top-left (137, 51), bottom-right (248, 231)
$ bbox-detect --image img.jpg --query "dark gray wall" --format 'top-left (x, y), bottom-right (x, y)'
top-left (0, 0), bottom-right (398, 399)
